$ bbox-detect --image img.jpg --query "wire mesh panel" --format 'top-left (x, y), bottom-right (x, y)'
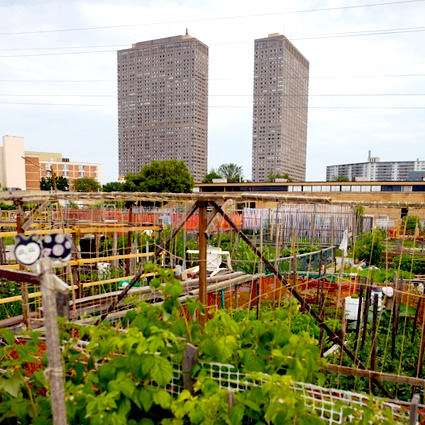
top-left (169, 360), bottom-right (412, 424)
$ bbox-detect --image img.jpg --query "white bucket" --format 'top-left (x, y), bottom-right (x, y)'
top-left (345, 297), bottom-right (361, 321)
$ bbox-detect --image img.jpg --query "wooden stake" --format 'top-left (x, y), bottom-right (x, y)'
top-left (39, 258), bottom-right (67, 425)
top-left (126, 205), bottom-right (133, 276)
top-left (319, 292), bottom-right (326, 356)
top-left (15, 199), bottom-right (30, 329)
top-left (291, 229), bottom-right (297, 290)
top-left (354, 280), bottom-right (364, 352)
top-left (411, 293), bottom-right (423, 343)
top-left (410, 394), bottom-right (420, 425)
top-left (370, 293), bottom-right (379, 393)
top-left (112, 232), bottom-right (118, 268)
top-left (361, 277), bottom-right (372, 351)
top-left (392, 273), bottom-right (401, 359)
top-left (182, 343), bottom-right (198, 394)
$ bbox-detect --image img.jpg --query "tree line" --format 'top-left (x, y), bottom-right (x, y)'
top-left (39, 160), bottom-right (292, 193)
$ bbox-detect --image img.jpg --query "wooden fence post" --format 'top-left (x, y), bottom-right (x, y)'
top-left (410, 394), bottom-right (420, 425)
top-left (39, 258), bottom-right (67, 425)
top-left (361, 277), bottom-right (372, 351)
top-left (370, 293), bottom-right (379, 393)
top-left (227, 389), bottom-right (235, 411)
top-left (182, 343), bottom-right (198, 394)
top-left (354, 281), bottom-right (364, 352)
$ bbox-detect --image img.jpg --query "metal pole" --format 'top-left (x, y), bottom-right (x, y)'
top-left (39, 258), bottom-right (67, 425)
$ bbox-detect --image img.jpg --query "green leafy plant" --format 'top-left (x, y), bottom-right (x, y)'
top-left (401, 215), bottom-right (422, 235)
top-left (354, 229), bottom-right (385, 266)
top-left (0, 263), bottom-right (408, 424)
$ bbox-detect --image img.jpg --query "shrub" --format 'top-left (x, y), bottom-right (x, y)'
top-left (354, 229), bottom-right (385, 266)
top-left (394, 254), bottom-right (425, 275)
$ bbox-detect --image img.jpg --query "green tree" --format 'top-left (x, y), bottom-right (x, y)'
top-left (354, 229), bottom-right (385, 266)
top-left (401, 215), bottom-right (422, 235)
top-left (267, 170), bottom-right (293, 182)
top-left (102, 181), bottom-right (125, 192)
top-left (331, 174), bottom-right (350, 182)
top-left (202, 169), bottom-right (222, 183)
top-left (216, 163), bottom-right (243, 183)
top-left (39, 176), bottom-right (69, 191)
top-left (124, 160), bottom-right (194, 193)
top-left (73, 177), bottom-right (101, 192)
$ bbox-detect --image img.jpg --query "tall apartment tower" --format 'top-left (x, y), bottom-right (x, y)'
top-left (117, 33), bottom-right (208, 182)
top-left (252, 34), bottom-right (309, 182)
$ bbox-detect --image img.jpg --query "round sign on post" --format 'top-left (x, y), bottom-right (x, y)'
top-left (41, 233), bottom-right (72, 266)
top-left (14, 233), bottom-right (72, 268)
top-left (13, 234), bottom-right (42, 267)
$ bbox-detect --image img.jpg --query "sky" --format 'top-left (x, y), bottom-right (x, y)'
top-left (1, 0), bottom-right (424, 184)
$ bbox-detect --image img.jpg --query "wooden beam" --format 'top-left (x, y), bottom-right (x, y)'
top-left (0, 268), bottom-right (40, 285)
top-left (69, 252), bottom-right (154, 266)
top-left (325, 363), bottom-right (425, 387)
top-left (205, 199), bottom-right (234, 237)
top-left (22, 199), bottom-right (50, 232)
top-left (0, 225), bottom-right (162, 238)
top-left (189, 273), bottom-right (264, 296)
top-left (154, 201), bottom-right (199, 258)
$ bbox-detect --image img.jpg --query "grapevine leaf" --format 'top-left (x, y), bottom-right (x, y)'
top-left (120, 377), bottom-right (136, 398)
top-left (216, 336), bottom-right (237, 363)
top-left (203, 379), bottom-right (219, 396)
top-left (186, 298), bottom-right (198, 317)
top-left (243, 399), bottom-right (261, 413)
top-left (139, 387), bottom-right (153, 412)
top-left (230, 404), bottom-right (245, 424)
top-left (151, 357), bottom-right (173, 387)
top-left (150, 278), bottom-right (161, 289)
top-left (141, 355), bottom-right (155, 377)
top-left (242, 351), bottom-right (265, 372)
top-left (144, 262), bottom-right (155, 273)
top-left (98, 362), bottom-right (116, 382)
top-left (118, 397), bottom-right (131, 419)
top-left (274, 411), bottom-right (287, 425)
top-left (165, 281), bottom-right (183, 298)
top-left (199, 338), bottom-right (217, 358)
top-left (153, 388), bottom-right (172, 409)
top-left (171, 318), bottom-right (186, 337)
top-left (189, 406), bottom-right (204, 424)
top-left (1, 329), bottom-right (15, 345)
top-left (0, 374), bottom-right (23, 397)
top-left (162, 298), bottom-right (175, 314)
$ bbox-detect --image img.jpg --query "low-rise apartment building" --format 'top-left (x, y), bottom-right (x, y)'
top-left (1, 135), bottom-right (102, 190)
